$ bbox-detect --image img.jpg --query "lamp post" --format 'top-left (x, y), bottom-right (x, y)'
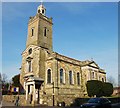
top-left (52, 82), bottom-right (55, 106)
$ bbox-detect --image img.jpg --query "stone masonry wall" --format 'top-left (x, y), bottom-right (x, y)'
top-left (2, 95), bottom-right (26, 106)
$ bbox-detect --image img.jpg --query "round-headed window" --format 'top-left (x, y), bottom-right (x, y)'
top-left (28, 48), bottom-right (32, 55)
top-left (38, 9), bottom-right (40, 13)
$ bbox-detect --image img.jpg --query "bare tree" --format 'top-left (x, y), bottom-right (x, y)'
top-left (1, 73), bottom-right (10, 95)
top-left (107, 76), bottom-right (117, 87)
top-left (1, 73), bottom-right (8, 84)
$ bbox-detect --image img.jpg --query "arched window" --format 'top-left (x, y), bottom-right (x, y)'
top-left (47, 69), bottom-right (51, 83)
top-left (31, 28), bottom-right (34, 36)
top-left (28, 61), bottom-right (32, 72)
top-left (92, 72), bottom-right (94, 79)
top-left (77, 73), bottom-right (80, 85)
top-left (38, 9), bottom-right (40, 13)
top-left (60, 69), bottom-right (64, 83)
top-left (69, 71), bottom-right (72, 85)
top-left (102, 78), bottom-right (104, 82)
top-left (99, 76), bottom-right (101, 81)
top-left (44, 27), bottom-right (47, 36)
top-left (26, 57), bottom-right (32, 72)
top-left (42, 10), bottom-right (45, 14)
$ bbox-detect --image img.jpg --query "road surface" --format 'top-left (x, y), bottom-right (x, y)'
top-left (1, 101), bottom-right (120, 108)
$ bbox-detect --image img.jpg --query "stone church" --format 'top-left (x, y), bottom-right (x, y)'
top-left (20, 3), bottom-right (106, 106)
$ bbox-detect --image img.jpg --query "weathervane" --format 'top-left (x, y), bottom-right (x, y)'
top-left (40, 0), bottom-right (43, 5)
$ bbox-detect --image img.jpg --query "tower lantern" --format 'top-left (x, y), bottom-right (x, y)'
top-left (37, 3), bottom-right (46, 16)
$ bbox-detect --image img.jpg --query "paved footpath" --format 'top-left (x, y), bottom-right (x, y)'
top-left (1, 101), bottom-right (58, 108)
top-left (2, 101), bottom-right (15, 106)
top-left (1, 101), bottom-right (79, 108)
top-left (1, 101), bottom-right (120, 108)
top-left (1, 101), bottom-right (61, 108)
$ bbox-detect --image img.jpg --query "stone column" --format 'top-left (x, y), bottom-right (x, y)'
top-left (37, 87), bottom-right (40, 104)
top-left (32, 82), bottom-right (36, 105)
top-left (26, 84), bottom-right (28, 104)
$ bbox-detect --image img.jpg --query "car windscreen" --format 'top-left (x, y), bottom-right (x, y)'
top-left (88, 98), bottom-right (100, 103)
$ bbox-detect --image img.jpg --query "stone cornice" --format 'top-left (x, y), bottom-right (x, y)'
top-left (46, 52), bottom-right (106, 74)
top-left (29, 13), bottom-right (53, 25)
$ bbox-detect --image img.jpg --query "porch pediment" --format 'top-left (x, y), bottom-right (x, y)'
top-left (88, 62), bottom-right (99, 68)
top-left (32, 77), bottom-right (44, 82)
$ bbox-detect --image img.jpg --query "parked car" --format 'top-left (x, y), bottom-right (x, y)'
top-left (80, 98), bottom-right (111, 108)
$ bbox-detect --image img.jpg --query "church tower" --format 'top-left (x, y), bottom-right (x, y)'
top-left (26, 3), bottom-right (53, 51)
top-left (20, 3), bottom-right (53, 104)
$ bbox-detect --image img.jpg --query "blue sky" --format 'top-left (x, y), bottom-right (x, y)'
top-left (2, 2), bottom-right (118, 85)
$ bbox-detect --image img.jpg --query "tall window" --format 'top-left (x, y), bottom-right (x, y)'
top-left (77, 73), bottom-right (80, 85)
top-left (69, 71), bottom-right (72, 85)
top-left (31, 28), bottom-right (34, 36)
top-left (95, 73), bottom-right (97, 79)
top-left (38, 9), bottom-right (40, 13)
top-left (99, 76), bottom-right (101, 81)
top-left (26, 57), bottom-right (32, 73)
top-left (28, 61), bottom-right (32, 72)
top-left (44, 27), bottom-right (47, 36)
top-left (47, 69), bottom-right (51, 83)
top-left (26, 60), bottom-right (32, 72)
top-left (42, 10), bottom-right (45, 14)
top-left (60, 69), bottom-right (63, 83)
top-left (102, 78), bottom-right (104, 82)
top-left (92, 72), bottom-right (94, 79)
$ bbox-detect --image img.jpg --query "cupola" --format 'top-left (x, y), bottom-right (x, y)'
top-left (37, 3), bottom-right (46, 16)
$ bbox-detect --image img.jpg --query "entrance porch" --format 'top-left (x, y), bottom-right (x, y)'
top-left (24, 76), bottom-right (44, 105)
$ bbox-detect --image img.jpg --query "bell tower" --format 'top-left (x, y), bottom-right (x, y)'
top-left (20, 4), bottom-right (53, 104)
top-left (26, 3), bottom-right (53, 51)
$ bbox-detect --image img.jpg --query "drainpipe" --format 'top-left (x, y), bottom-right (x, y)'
top-left (52, 82), bottom-right (55, 106)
